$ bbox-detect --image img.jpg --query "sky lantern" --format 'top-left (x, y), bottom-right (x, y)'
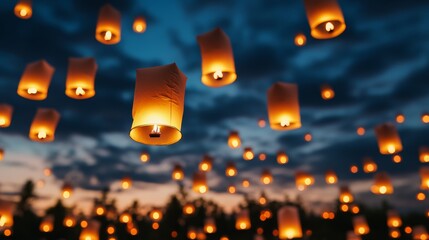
top-left (277, 206), bottom-right (303, 239)
top-left (267, 83), bottom-right (301, 130)
top-left (63, 215), bottom-right (76, 228)
top-left (242, 179), bottom-right (251, 188)
top-left (140, 152), bottom-right (150, 163)
top-left (183, 203), bottom-right (195, 215)
top-left (149, 209), bottom-right (163, 222)
top-left (259, 153), bottom-right (266, 161)
top-left (17, 60), bottom-right (55, 100)
top-left (121, 176), bottom-right (132, 190)
top-left (356, 127), bottom-right (365, 136)
top-left (65, 57), bottom-right (97, 99)
top-left (259, 193), bottom-right (268, 205)
top-left (243, 147), bottom-right (254, 160)
top-left (389, 228), bottom-right (401, 239)
top-left (321, 84), bottom-right (335, 100)
top-left (40, 215), bottom-right (54, 232)
top-left (225, 162), bottom-right (237, 177)
top-left (119, 212), bottom-right (131, 223)
top-left (133, 16), bottom-right (147, 33)
top-left (228, 185), bottom-right (236, 194)
top-left (0, 104), bottom-right (13, 128)
top-left (61, 183), bottom-right (73, 199)
top-left (228, 131), bottom-right (241, 149)
top-left (419, 167), bottom-right (429, 190)
top-left (395, 113), bottom-right (405, 124)
top-left (29, 108), bottom-right (60, 142)
top-left (260, 169), bottom-right (273, 185)
top-left (371, 172), bottom-right (393, 195)
top-left (347, 231), bottom-right (362, 240)
top-left (199, 155), bottom-right (213, 172)
top-left (235, 209), bottom-right (251, 230)
top-left (172, 164), bottom-right (184, 181)
top-left (294, 33), bottom-right (307, 47)
top-left (420, 147), bottom-right (429, 163)
top-left (422, 113), bottom-right (429, 123)
top-left (96, 4), bottom-right (121, 44)
top-left (353, 216), bottom-right (370, 235)
top-left (188, 227), bottom-right (197, 240)
top-left (351, 205), bottom-right (360, 214)
top-left (325, 170), bottom-right (338, 184)
top-left (80, 220), bottom-right (100, 240)
top-left (295, 171), bottom-right (314, 191)
top-left (0, 201), bottom-right (14, 228)
top-left (258, 119), bottom-right (266, 128)
top-left (339, 186), bottom-right (354, 203)
top-left (192, 172), bottom-right (208, 194)
top-left (413, 226), bottom-right (429, 240)
top-left (362, 158), bottom-right (377, 173)
top-left (277, 151), bottom-right (289, 165)
top-left (303, 0), bottom-right (346, 39)
top-left (387, 210), bottom-right (402, 228)
top-left (0, 149), bottom-right (4, 161)
top-left (350, 165), bottom-right (358, 174)
top-left (374, 123), bottom-right (403, 155)
top-left (197, 28), bottom-right (237, 87)
top-left (204, 218), bottom-right (217, 234)
top-left (94, 205), bottom-right (105, 216)
top-left (14, 0), bottom-right (32, 19)
top-left (130, 63), bottom-right (187, 145)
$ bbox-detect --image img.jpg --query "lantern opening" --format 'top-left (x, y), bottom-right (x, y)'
top-left (213, 70), bottom-right (223, 80)
top-left (0, 119), bottom-right (5, 126)
top-left (75, 87), bottom-right (86, 96)
top-left (27, 87), bottom-right (38, 95)
top-left (149, 124), bottom-right (161, 138)
top-left (280, 119), bottom-right (291, 127)
top-left (103, 30), bottom-right (113, 41)
top-left (20, 9), bottom-right (28, 17)
top-left (387, 145), bottom-right (396, 154)
top-left (325, 22), bottom-right (335, 32)
top-left (37, 131), bottom-right (47, 140)
top-left (135, 25), bottom-right (144, 32)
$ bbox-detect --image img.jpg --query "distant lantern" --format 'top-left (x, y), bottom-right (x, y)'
top-left (228, 184), bottom-right (236, 194)
top-left (325, 170), bottom-right (338, 184)
top-left (392, 154), bottom-right (402, 163)
top-left (243, 147), bottom-right (254, 160)
top-left (95, 4), bottom-right (121, 44)
top-left (303, 0), bottom-right (346, 39)
top-left (130, 63), bottom-right (187, 145)
top-left (356, 127), bottom-right (365, 136)
top-left (188, 227), bottom-right (197, 240)
top-left (363, 158), bottom-right (377, 173)
top-left (172, 164), bottom-right (184, 181)
top-left (350, 165), bottom-right (358, 174)
top-left (259, 153), bottom-right (266, 161)
top-left (0, 149), bottom-right (4, 161)
top-left (133, 16), bottom-right (147, 33)
top-left (119, 212), bottom-right (131, 223)
top-left (0, 201), bottom-right (14, 228)
top-left (29, 108), bottom-right (60, 142)
top-left (228, 131), bottom-right (241, 149)
top-left (197, 229), bottom-right (206, 240)
top-left (351, 205), bottom-right (360, 214)
top-left (40, 215), bottom-right (54, 232)
top-left (260, 169), bottom-right (273, 185)
top-left (347, 231), bottom-right (362, 240)
top-left (413, 225), bottom-right (429, 240)
top-left (65, 58), bottom-right (97, 99)
top-left (150, 209), bottom-right (163, 222)
top-left (63, 215), bottom-right (76, 228)
top-left (294, 33), bottom-right (307, 47)
top-left (242, 179), bottom-right (251, 188)
top-left (277, 151), bottom-right (289, 165)
top-left (422, 113), bottom-right (429, 124)
top-left (199, 155), bottom-right (213, 172)
top-left (395, 113), bottom-right (405, 124)
top-left (235, 209), bottom-right (251, 230)
top-left (389, 228), bottom-right (401, 239)
top-left (80, 220), bottom-right (100, 240)
top-left (14, 0), bottom-right (32, 19)
top-left (295, 171), bottom-right (314, 191)
top-left (371, 172), bottom-right (393, 195)
top-left (339, 186), bottom-right (354, 203)
top-left (17, 60), bottom-right (55, 100)
top-left (387, 210), bottom-right (402, 228)
top-left (225, 162), bottom-right (237, 177)
top-left (183, 203), bottom-right (195, 215)
top-left (277, 206), bottom-right (303, 239)
top-left (353, 216), bottom-right (369, 235)
top-left (304, 133), bottom-right (312, 142)
top-left (374, 123), bottom-right (403, 155)
top-left (321, 84), bottom-right (335, 100)
top-left (259, 194), bottom-right (268, 205)
top-left (121, 176), bottom-right (132, 190)
top-left (197, 28), bottom-right (237, 87)
top-left (0, 104), bottom-right (13, 128)
top-left (204, 218), bottom-right (217, 234)
top-left (140, 152), bottom-right (150, 163)
top-left (417, 192), bottom-right (426, 201)
top-left (94, 205), bottom-right (105, 216)
top-left (267, 83), bottom-right (301, 130)
top-left (61, 183), bottom-right (73, 199)
top-left (258, 119), bottom-right (266, 128)
top-left (192, 172), bottom-right (208, 194)
top-left (419, 167), bottom-right (429, 190)
top-left (420, 147), bottom-right (429, 163)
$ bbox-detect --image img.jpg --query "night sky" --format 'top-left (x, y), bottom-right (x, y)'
top-left (0, 0), bottom-right (429, 214)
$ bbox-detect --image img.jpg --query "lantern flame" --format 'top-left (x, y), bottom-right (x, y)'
top-left (280, 119), bottom-right (290, 127)
top-left (75, 87), bottom-right (86, 96)
top-left (135, 24), bottom-right (144, 32)
top-left (38, 131), bottom-right (47, 140)
top-left (325, 22), bottom-right (335, 32)
top-left (62, 190), bottom-right (71, 199)
top-left (149, 124), bottom-right (161, 138)
top-left (104, 31), bottom-right (112, 41)
top-left (0, 118), bottom-right (5, 126)
top-left (27, 87), bottom-right (38, 95)
top-left (199, 185), bottom-right (207, 193)
top-left (19, 9), bottom-right (28, 17)
top-left (387, 145), bottom-right (396, 154)
top-left (213, 70), bottom-right (223, 80)
top-left (0, 216), bottom-right (6, 227)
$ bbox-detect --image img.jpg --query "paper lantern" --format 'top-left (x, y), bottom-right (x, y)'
top-left (389, 228), bottom-right (401, 239)
top-left (228, 131), bottom-right (241, 149)
top-left (29, 108), bottom-right (60, 142)
top-left (339, 186), bottom-right (354, 203)
top-left (228, 185), bottom-right (236, 194)
top-left (325, 170), bottom-right (338, 184)
top-left (63, 215), bottom-right (76, 228)
top-left (199, 155), bottom-right (213, 172)
top-left (277, 151), bottom-right (289, 164)
top-left (259, 194), bottom-right (268, 205)
top-left (197, 28), bottom-right (236, 87)
top-left (351, 205), bottom-right (360, 214)
top-left (197, 229), bottom-right (206, 240)
top-left (0, 104), bottom-right (13, 128)
top-left (417, 192), bottom-right (426, 201)
top-left (95, 4), bottom-right (121, 44)
top-left (61, 183), bottom-right (73, 199)
top-left (150, 209), bottom-right (163, 222)
top-left (260, 169), bottom-right (273, 185)
top-left (243, 147), bottom-right (254, 160)
top-left (79, 220), bottom-right (100, 240)
top-left (347, 231), bottom-right (362, 240)
top-left (192, 172), bottom-right (208, 194)
top-left (40, 215), bottom-right (54, 232)
top-left (0, 201), bottom-right (14, 228)
top-left (387, 210), bottom-right (402, 228)
top-left (0, 149), bottom-right (4, 161)
top-left (188, 227), bottom-right (197, 240)
top-left (204, 218), bottom-right (216, 234)
top-left (235, 209), bottom-right (251, 230)
top-left (321, 84), bottom-right (335, 100)
top-left (258, 119), bottom-right (266, 128)
top-left (294, 33), bottom-right (307, 46)
top-left (119, 212), bottom-right (131, 223)
top-left (353, 216), bottom-right (369, 235)
top-left (225, 162), bottom-right (237, 177)
top-left (420, 167), bottom-right (429, 190)
top-left (422, 113), bottom-right (429, 124)
top-left (303, 0), bottom-right (346, 39)
top-left (172, 164), bottom-right (184, 181)
top-left (17, 60), bottom-right (55, 100)
top-left (183, 203), bottom-right (195, 215)
top-left (413, 225), bottom-right (429, 240)
top-left (14, 0), bottom-right (32, 19)
top-left (363, 158), bottom-right (377, 173)
top-left (107, 224), bottom-right (115, 235)
top-left (374, 123), bottom-right (403, 155)
top-left (65, 58), bottom-right (97, 99)
top-left (121, 177), bottom-right (132, 190)
top-left (259, 153), bottom-right (266, 161)
top-left (94, 205), bottom-right (105, 216)
top-left (267, 83), bottom-right (301, 130)
top-left (371, 172), bottom-right (393, 195)
top-left (295, 171), bottom-right (314, 191)
top-left (140, 152), bottom-right (150, 163)
top-left (133, 16), bottom-right (147, 33)
top-left (356, 127), bottom-right (365, 136)
top-left (395, 113), bottom-right (405, 124)
top-left (350, 165), bottom-right (358, 174)
top-left (321, 211), bottom-right (335, 220)
top-left (242, 179), bottom-right (251, 188)
top-left (130, 63), bottom-right (187, 145)
top-left (420, 147), bottom-right (429, 163)
top-left (277, 206), bottom-right (303, 239)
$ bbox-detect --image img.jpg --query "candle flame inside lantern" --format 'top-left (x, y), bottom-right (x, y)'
top-left (325, 22), bottom-right (335, 32)
top-left (75, 87), bottom-right (86, 96)
top-left (62, 190), bottom-right (71, 199)
top-left (104, 31), bottom-right (112, 41)
top-left (38, 131), bottom-right (47, 140)
top-left (27, 87), bottom-right (38, 95)
top-left (150, 124), bottom-right (161, 138)
top-left (0, 118), bottom-right (5, 126)
top-left (213, 70), bottom-right (223, 80)
top-left (0, 216), bottom-right (6, 227)
top-left (20, 9), bottom-right (28, 17)
top-left (199, 185), bottom-right (207, 193)
top-left (387, 144), bottom-right (396, 154)
top-left (280, 119), bottom-right (290, 127)
top-left (135, 24), bottom-right (144, 32)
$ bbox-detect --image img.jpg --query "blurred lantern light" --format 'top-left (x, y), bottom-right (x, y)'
top-left (61, 183), bottom-right (73, 199)
top-left (371, 172), bottom-right (393, 195)
top-left (347, 231), bottom-right (362, 240)
top-left (188, 227), bottom-right (197, 240)
top-left (243, 147), bottom-right (254, 161)
top-left (121, 177), bottom-right (132, 190)
top-left (43, 168), bottom-right (52, 177)
top-left (420, 147), bottom-right (429, 163)
top-left (95, 205), bottom-right (105, 216)
top-left (303, 0), bottom-right (346, 39)
top-left (340, 204), bottom-right (349, 212)
top-left (395, 113), bottom-right (405, 124)
top-left (321, 84), bottom-right (335, 100)
top-left (294, 33), bottom-right (307, 46)
top-left (267, 83), bottom-right (301, 130)
top-left (199, 155), bottom-right (213, 172)
top-left (363, 158), bottom-right (377, 173)
top-left (79, 220), bottom-right (100, 240)
top-left (350, 165), bottom-right (358, 174)
top-left (242, 179), bottom-right (251, 188)
top-left (0, 104), bottom-right (13, 128)
top-left (413, 225), bottom-right (429, 240)
top-left (304, 133), bottom-right (312, 142)
top-left (404, 226), bottom-right (412, 234)
top-left (387, 210), bottom-right (402, 228)
top-left (150, 209), bottom-right (163, 222)
top-left (95, 4), bottom-right (121, 44)
top-left (0, 149), bottom-right (4, 161)
top-left (140, 152), bottom-right (150, 163)
top-left (172, 164), bottom-right (184, 181)
top-left (417, 192), bottom-right (426, 201)
top-left (204, 218), bottom-right (217, 234)
top-left (130, 63), bottom-right (187, 145)
top-left (325, 170), bottom-right (338, 184)
top-left (258, 153), bottom-right (266, 161)
top-left (183, 203), bottom-right (195, 215)
top-left (29, 108), bottom-right (60, 142)
top-left (389, 228), bottom-right (401, 239)
top-left (192, 172), bottom-right (208, 194)
top-left (419, 167), bottom-right (429, 190)
top-left (63, 215), bottom-right (76, 228)
top-left (422, 113), bottom-right (429, 124)
top-left (14, 0), bottom-right (32, 19)
top-left (197, 228), bottom-right (206, 240)
top-left (259, 193), bottom-right (268, 205)
top-left (197, 28), bottom-right (237, 87)
top-left (235, 209), bottom-right (251, 230)
top-left (353, 215), bottom-right (370, 235)
top-left (119, 212), bottom-right (131, 223)
top-left (374, 123), bottom-right (403, 155)
top-left (225, 162), bottom-right (237, 177)
top-left (258, 119), bottom-right (266, 128)
top-left (277, 206), bottom-right (303, 239)
top-left (339, 186), bottom-right (354, 203)
top-left (228, 185), bottom-right (236, 194)
top-left (0, 201), bottom-right (14, 228)
top-left (295, 171), bottom-right (314, 191)
top-left (80, 220), bottom-right (88, 228)
top-left (260, 169), bottom-right (273, 185)
top-left (277, 151), bottom-right (289, 165)
top-left (392, 154), bottom-right (402, 163)
top-left (65, 57), bottom-right (97, 99)
top-left (133, 16), bottom-right (147, 33)
top-left (356, 127), bottom-right (365, 136)
top-left (17, 60), bottom-right (55, 100)
top-left (228, 131), bottom-right (241, 149)
top-left (40, 215), bottom-right (54, 233)
top-left (351, 205), bottom-right (360, 214)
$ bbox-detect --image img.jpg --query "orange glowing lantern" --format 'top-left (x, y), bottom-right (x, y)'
top-left (350, 165), bottom-right (358, 174)
top-left (0, 104), bottom-right (13, 128)
top-left (14, 0), bottom-right (32, 19)
top-left (351, 205), bottom-right (360, 214)
top-left (395, 113), bottom-right (405, 124)
top-left (356, 127), bottom-right (365, 136)
top-left (133, 16), bottom-right (147, 33)
top-left (65, 58), bottom-right (97, 99)
top-left (422, 113), bottom-right (429, 124)
top-left (243, 147), bottom-right (254, 160)
top-left (242, 179), bottom-right (251, 188)
top-left (130, 63), bottom-right (187, 145)
top-left (277, 206), bottom-right (303, 239)
top-left (417, 192), bottom-right (426, 201)
top-left (0, 149), bottom-right (4, 161)
top-left (277, 151), bottom-right (289, 164)
top-left (363, 158), bottom-right (377, 173)
top-left (17, 60), bottom-right (55, 100)
top-left (197, 28), bottom-right (236, 87)
top-left (225, 162), bottom-right (237, 177)
top-left (197, 229), bottom-right (206, 240)
top-left (183, 203), bottom-right (195, 215)
top-left (420, 147), bottom-right (429, 163)
top-left (94, 205), bottom-right (105, 216)
top-left (347, 231), bottom-right (362, 240)
top-left (387, 210), bottom-right (402, 228)
top-left (413, 225), bottom-right (429, 240)
top-left (119, 212), bottom-right (131, 223)
top-left (140, 152), bottom-right (150, 163)
top-left (294, 33), bottom-right (307, 46)
top-left (199, 155), bottom-right (213, 172)
top-left (419, 167), bottom-right (429, 190)
top-left (193, 172), bottom-right (208, 194)
top-left (61, 183), bottom-right (73, 199)
top-left (321, 84), bottom-right (335, 100)
top-left (96, 4), bottom-right (121, 44)
top-left (79, 220), bottom-right (100, 240)
top-left (295, 171), bottom-right (314, 191)
top-left (353, 216), bottom-right (369, 235)
top-left (204, 218), bottom-right (217, 234)
top-left (389, 228), bottom-right (401, 239)
top-left (121, 177), bottom-right (132, 190)
top-left (63, 215), bottom-right (76, 228)
top-left (235, 209), bottom-right (251, 230)
top-left (40, 215), bottom-right (54, 232)
top-left (374, 123), bottom-right (403, 155)
top-left (392, 154), bottom-right (402, 163)
top-left (29, 109), bottom-right (60, 142)
top-left (260, 169), bottom-right (273, 185)
top-left (0, 201), bottom-right (14, 228)
top-left (304, 133), bottom-right (312, 142)
top-left (228, 131), bottom-right (241, 149)
top-left (258, 119), bottom-right (266, 128)
top-left (228, 185), bottom-right (236, 194)
top-left (339, 186), bottom-right (354, 203)
top-left (150, 209), bottom-right (163, 222)
top-left (259, 194), bottom-right (268, 205)
top-left (325, 170), bottom-right (338, 184)
top-left (188, 227), bottom-right (197, 240)
top-left (303, 0), bottom-right (346, 39)
top-left (172, 164), bottom-right (184, 181)
top-left (259, 153), bottom-right (266, 161)
top-left (371, 172), bottom-right (393, 195)
top-left (267, 83), bottom-right (301, 130)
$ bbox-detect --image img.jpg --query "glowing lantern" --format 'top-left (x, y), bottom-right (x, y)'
top-left (242, 179), bottom-right (250, 188)
top-left (356, 127), bottom-right (365, 136)
top-left (258, 119), bottom-right (266, 128)
top-left (277, 151), bottom-right (289, 165)
top-left (405, 226), bottom-right (412, 234)
top-left (387, 210), bottom-right (402, 228)
top-left (80, 220), bottom-right (88, 228)
top-left (17, 60), bottom-right (55, 100)
top-left (267, 83), bottom-right (301, 130)
top-left (197, 229), bottom-right (206, 240)
top-left (130, 63), bottom-right (187, 145)
top-left (260, 169), bottom-right (273, 185)
top-left (204, 218), bottom-right (216, 234)
top-left (0, 104), bottom-right (13, 128)
top-left (395, 113), bottom-right (405, 124)
top-left (419, 167), bottom-right (429, 190)
top-left (362, 158), bottom-right (377, 173)
top-left (79, 220), bottom-right (100, 240)
top-left (225, 162), bottom-right (237, 177)
top-left (199, 155), bottom-right (213, 172)
top-left (304, 133), bottom-right (312, 142)
top-left (392, 154), bottom-right (402, 163)
top-left (347, 231), bottom-right (362, 240)
top-left (197, 28), bottom-right (237, 87)
top-left (140, 152), bottom-right (150, 163)
top-left (321, 211), bottom-right (335, 220)
top-left (0, 201), bottom-right (14, 228)
top-left (321, 84), bottom-right (335, 100)
top-left (61, 183), bottom-right (73, 199)
top-left (121, 177), bottom-right (132, 190)
top-left (0, 149), bottom-right (4, 161)
top-left (277, 206), bottom-right (303, 239)
top-left (228, 131), bottom-right (241, 149)
top-left (29, 109), bottom-right (60, 142)
top-left (243, 147), bottom-right (254, 160)
top-left (353, 216), bottom-right (369, 235)
top-left (107, 225), bottom-right (115, 234)
top-left (294, 33), bottom-right (307, 46)
top-left (371, 172), bottom-right (393, 195)
top-left (172, 164), bottom-right (184, 181)
top-left (259, 194), bottom-right (268, 205)
top-left (188, 227), bottom-right (197, 240)
top-left (228, 185), bottom-right (236, 194)
top-left (413, 225), bottom-right (429, 240)
top-left (422, 113), bottom-right (429, 123)
top-left (40, 215), bottom-right (54, 232)
top-left (235, 209), bottom-right (251, 230)
top-left (351, 205), bottom-right (360, 214)
top-left (119, 212), bottom-right (131, 223)
top-left (303, 0), bottom-right (346, 39)
top-left (325, 170), bottom-right (338, 184)
top-left (150, 209), bottom-right (163, 222)
top-left (183, 203), bottom-right (195, 215)
top-left (94, 205), bottom-right (105, 216)
top-left (417, 192), bottom-right (426, 201)
top-left (339, 186), bottom-right (354, 203)
top-left (350, 165), bottom-right (358, 174)
top-left (96, 4), bottom-right (121, 44)
top-left (133, 16), bottom-right (147, 33)
top-left (63, 215), bottom-right (76, 228)
top-left (420, 147), bottom-right (429, 163)
top-left (295, 171), bottom-right (314, 191)
top-left (65, 58), bottom-right (97, 99)
top-left (192, 172), bottom-right (208, 194)
top-left (374, 123), bottom-right (402, 155)
top-left (389, 228), bottom-right (401, 239)
top-left (43, 168), bottom-right (52, 176)
top-left (14, 0), bottom-right (32, 19)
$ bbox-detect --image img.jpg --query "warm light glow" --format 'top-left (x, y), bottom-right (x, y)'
top-left (228, 185), bottom-right (236, 194)
top-left (213, 70), bottom-right (223, 80)
top-left (405, 226), bottom-right (412, 234)
top-left (130, 228), bottom-right (138, 235)
top-left (135, 25), bottom-right (144, 32)
top-left (37, 131), bottom-right (47, 140)
top-left (277, 152), bottom-right (288, 164)
top-left (75, 87), bottom-right (86, 96)
top-left (343, 196), bottom-right (350, 203)
top-left (80, 220), bottom-right (88, 228)
top-left (62, 190), bottom-right (71, 199)
top-left (262, 177), bottom-right (271, 184)
top-left (417, 192), bottom-right (426, 201)
top-left (104, 31), bottom-right (112, 41)
top-left (151, 124), bottom-right (161, 136)
top-left (43, 168), bottom-right (52, 176)
top-left (294, 33), bottom-right (307, 46)
top-left (357, 127), bottom-right (365, 136)
top-left (183, 204), bottom-right (195, 215)
top-left (64, 217), bottom-right (75, 228)
top-left (304, 133), bottom-right (312, 142)
top-left (242, 180), bottom-right (250, 188)
top-left (96, 207), bottom-right (105, 216)
top-left (393, 154), bottom-right (402, 163)
top-left (259, 153), bottom-right (266, 161)
top-left (341, 204), bottom-right (349, 212)
top-left (199, 186), bottom-right (207, 193)
top-left (239, 222), bottom-right (247, 230)
top-left (120, 213), bottom-right (130, 223)
top-left (258, 119), bottom-right (266, 128)
top-left (350, 165), bottom-right (358, 174)
top-left (387, 144), bottom-right (396, 154)
top-left (325, 22), bottom-right (335, 32)
top-left (227, 169), bottom-right (236, 177)
top-left (327, 176), bottom-right (336, 184)
top-left (4, 229), bottom-right (11, 236)
top-left (395, 114), bottom-right (405, 123)
top-left (0, 118), bottom-right (5, 126)
top-left (281, 119), bottom-right (290, 127)
top-left (422, 114), bottom-right (429, 123)
top-left (243, 148), bottom-right (254, 160)
top-left (351, 206), bottom-right (360, 214)
top-left (27, 87), bottom-right (38, 94)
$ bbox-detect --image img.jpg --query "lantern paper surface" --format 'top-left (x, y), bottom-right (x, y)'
top-left (29, 108), bottom-right (60, 142)
top-left (374, 123), bottom-right (402, 155)
top-left (17, 60), bottom-right (55, 100)
top-left (277, 206), bottom-right (303, 239)
top-left (304, 0), bottom-right (346, 39)
top-left (0, 200), bottom-right (14, 228)
top-left (353, 216), bottom-right (370, 235)
top-left (192, 172), bottom-right (208, 194)
top-left (79, 220), bottom-right (100, 240)
top-left (267, 83), bottom-right (301, 130)
top-left (325, 170), bottom-right (338, 184)
top-left (14, 0), bottom-right (32, 19)
top-left (130, 63), bottom-right (187, 145)
top-left (228, 131), bottom-right (241, 148)
top-left (371, 172), bottom-right (393, 195)
top-left (0, 104), bottom-right (13, 128)
top-left (66, 58), bottom-right (97, 99)
top-left (96, 4), bottom-right (121, 44)
top-left (387, 210), bottom-right (402, 228)
top-left (133, 16), bottom-right (147, 33)
top-left (235, 209), bottom-right (251, 230)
